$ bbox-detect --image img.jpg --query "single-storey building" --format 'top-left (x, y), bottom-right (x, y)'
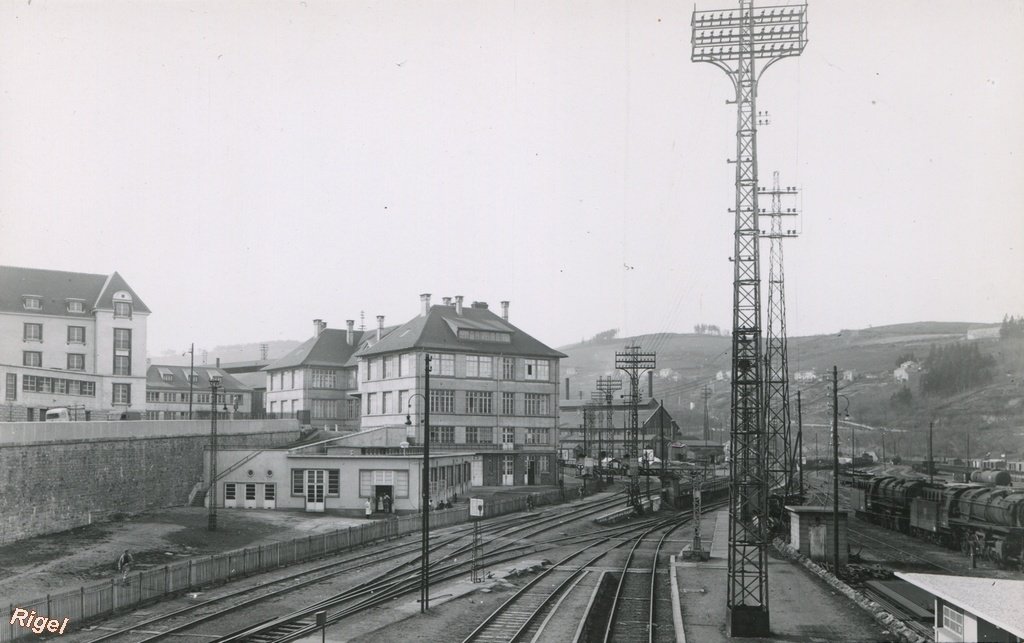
top-left (897, 572), bottom-right (1024, 642)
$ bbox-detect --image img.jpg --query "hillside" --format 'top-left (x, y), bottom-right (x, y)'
top-left (559, 323), bottom-right (1024, 460)
top-left (148, 340), bottom-right (302, 366)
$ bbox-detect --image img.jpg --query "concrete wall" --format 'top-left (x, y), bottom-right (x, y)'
top-left (0, 419), bottom-right (300, 544)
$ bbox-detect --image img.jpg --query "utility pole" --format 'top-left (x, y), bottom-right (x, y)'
top-left (692, 2), bottom-right (807, 635)
top-left (616, 345), bottom-right (656, 512)
top-left (796, 390), bottom-right (803, 499)
top-left (659, 399), bottom-right (666, 476)
top-left (831, 366), bottom-right (840, 573)
top-left (596, 375), bottom-right (623, 463)
top-left (702, 383), bottom-right (712, 442)
top-left (928, 420), bottom-right (934, 485)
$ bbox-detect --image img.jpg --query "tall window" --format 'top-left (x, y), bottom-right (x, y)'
top-left (67, 354), bottom-right (85, 371)
top-left (466, 391), bottom-right (493, 414)
top-left (113, 355), bottom-right (131, 376)
top-left (5, 374), bottom-right (16, 401)
top-left (23, 351), bottom-right (42, 367)
top-left (383, 355), bottom-right (397, 379)
top-left (429, 389), bottom-right (456, 413)
top-left (23, 323), bottom-right (42, 341)
top-left (367, 393), bottom-right (378, 415)
top-left (67, 326), bottom-right (86, 344)
top-left (503, 456), bottom-right (514, 475)
top-left (113, 328), bottom-right (132, 351)
top-left (942, 605), bottom-right (963, 636)
top-left (112, 383), bottom-right (131, 405)
top-left (501, 357), bottom-right (515, 380)
top-left (311, 369), bottom-right (336, 388)
top-left (524, 393), bottom-right (549, 416)
top-left (398, 390), bottom-right (408, 414)
top-left (430, 426), bottom-right (455, 443)
top-left (465, 355), bottom-right (493, 378)
top-left (502, 427), bottom-right (515, 444)
top-left (114, 301), bottom-right (132, 318)
top-left (312, 399), bottom-right (339, 419)
top-left (502, 392), bottom-right (516, 415)
top-left (526, 428), bottom-right (549, 445)
top-left (524, 359), bottom-right (549, 381)
top-left (465, 426), bottom-right (478, 443)
top-left (429, 353), bottom-right (455, 376)
top-left (381, 391), bottom-right (392, 414)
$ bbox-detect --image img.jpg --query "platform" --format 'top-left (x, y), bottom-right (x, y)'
top-left (671, 511), bottom-right (894, 642)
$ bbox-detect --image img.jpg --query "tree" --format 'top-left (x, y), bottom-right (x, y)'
top-left (920, 342), bottom-right (996, 396)
top-left (1000, 314), bottom-right (1024, 340)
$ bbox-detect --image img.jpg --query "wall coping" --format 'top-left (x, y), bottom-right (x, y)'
top-left (0, 419), bottom-right (300, 445)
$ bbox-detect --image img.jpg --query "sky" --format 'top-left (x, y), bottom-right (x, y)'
top-left (1, 0), bottom-right (1022, 356)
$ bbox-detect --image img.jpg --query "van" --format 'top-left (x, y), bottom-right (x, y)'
top-left (45, 408), bottom-right (70, 422)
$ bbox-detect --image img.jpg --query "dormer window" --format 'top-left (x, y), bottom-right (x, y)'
top-left (114, 301), bottom-right (132, 318)
top-left (23, 296), bottom-right (41, 310)
top-left (66, 300), bottom-right (85, 314)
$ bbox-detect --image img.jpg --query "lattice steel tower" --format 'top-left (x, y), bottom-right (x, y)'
top-left (763, 171), bottom-right (799, 503)
top-left (691, 2), bottom-right (807, 636)
top-left (615, 345), bottom-right (656, 511)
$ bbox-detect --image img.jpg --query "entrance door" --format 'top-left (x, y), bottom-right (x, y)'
top-left (224, 483), bottom-right (237, 508)
top-left (263, 483), bottom-right (276, 509)
top-left (375, 485), bottom-right (393, 513)
top-left (244, 483), bottom-right (257, 509)
top-left (304, 469), bottom-right (325, 512)
top-left (471, 457), bottom-right (483, 486)
top-left (502, 456), bottom-right (515, 486)
top-left (526, 460), bottom-right (536, 486)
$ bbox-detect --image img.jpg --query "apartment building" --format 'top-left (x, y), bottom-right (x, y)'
top-left (144, 364), bottom-right (253, 419)
top-left (0, 266), bottom-right (149, 420)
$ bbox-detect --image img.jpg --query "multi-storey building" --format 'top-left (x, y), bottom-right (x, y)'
top-left (0, 266), bottom-right (149, 421)
top-left (262, 319), bottom-right (390, 431)
top-left (355, 294), bottom-right (566, 487)
top-left (144, 364), bottom-right (253, 419)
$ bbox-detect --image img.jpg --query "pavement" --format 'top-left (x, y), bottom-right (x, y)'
top-left (673, 510), bottom-right (894, 642)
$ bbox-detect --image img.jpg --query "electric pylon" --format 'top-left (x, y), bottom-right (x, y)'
top-left (762, 171), bottom-right (799, 504)
top-left (596, 376), bottom-right (623, 459)
top-left (691, 2), bottom-right (807, 636)
top-left (615, 345), bottom-right (656, 512)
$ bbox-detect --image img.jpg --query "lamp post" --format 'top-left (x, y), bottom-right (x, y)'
top-left (831, 369), bottom-right (851, 572)
top-left (208, 374), bottom-right (222, 531)
top-left (184, 343), bottom-right (195, 420)
top-left (404, 353), bottom-right (431, 612)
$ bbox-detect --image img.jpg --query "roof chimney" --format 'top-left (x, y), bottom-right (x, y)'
top-left (420, 293), bottom-right (431, 316)
top-left (500, 300), bottom-right (509, 321)
top-left (216, 357), bottom-right (221, 368)
top-left (376, 315), bottom-right (385, 341)
top-left (313, 319), bottom-right (322, 338)
top-left (455, 295), bottom-right (463, 315)
top-left (346, 320), bottom-right (355, 345)
top-left (442, 296), bottom-right (452, 306)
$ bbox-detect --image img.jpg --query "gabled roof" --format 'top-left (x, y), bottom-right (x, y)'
top-left (0, 265), bottom-right (150, 316)
top-left (146, 364), bottom-right (250, 391)
top-left (354, 304), bottom-right (567, 359)
top-left (897, 572), bottom-right (1024, 638)
top-left (264, 327), bottom-right (396, 371)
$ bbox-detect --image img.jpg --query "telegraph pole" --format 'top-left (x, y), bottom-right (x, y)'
top-left (596, 375), bottom-right (623, 460)
top-left (615, 345), bottom-right (656, 512)
top-left (692, 2), bottom-right (807, 635)
top-left (832, 366), bottom-right (840, 573)
top-left (796, 390), bottom-right (803, 499)
top-left (702, 383), bottom-right (712, 442)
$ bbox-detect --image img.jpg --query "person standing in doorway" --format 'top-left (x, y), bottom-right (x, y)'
top-left (383, 493), bottom-right (392, 513)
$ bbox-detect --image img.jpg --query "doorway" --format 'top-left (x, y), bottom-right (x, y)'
top-left (304, 469), bottom-right (325, 512)
top-left (375, 485), bottom-right (393, 513)
top-left (502, 456), bottom-right (515, 486)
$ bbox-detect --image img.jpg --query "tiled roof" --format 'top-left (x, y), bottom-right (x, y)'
top-left (355, 305), bottom-right (567, 359)
top-left (264, 327), bottom-right (396, 371)
top-left (146, 364), bottom-right (250, 391)
top-left (0, 265), bottom-right (150, 316)
top-left (897, 572), bottom-right (1024, 638)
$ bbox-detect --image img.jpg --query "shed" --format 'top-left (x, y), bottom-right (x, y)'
top-left (785, 505), bottom-right (849, 566)
top-left (897, 572), bottom-right (1024, 642)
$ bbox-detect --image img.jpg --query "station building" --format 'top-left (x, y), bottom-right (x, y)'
top-left (0, 266), bottom-right (150, 421)
top-left (558, 398), bottom-right (678, 462)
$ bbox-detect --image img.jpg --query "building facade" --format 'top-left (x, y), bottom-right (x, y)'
top-left (355, 294), bottom-right (566, 487)
top-left (145, 364), bottom-right (253, 419)
top-left (0, 266), bottom-right (149, 421)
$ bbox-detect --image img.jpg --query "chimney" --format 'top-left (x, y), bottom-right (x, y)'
top-left (376, 315), bottom-right (385, 341)
top-left (346, 320), bottom-right (355, 345)
top-left (455, 295), bottom-right (463, 315)
top-left (500, 300), bottom-right (509, 321)
top-left (216, 357), bottom-right (221, 368)
top-left (564, 377), bottom-right (569, 399)
top-left (420, 293), bottom-right (431, 316)
top-left (648, 370), bottom-right (654, 398)
top-left (442, 297), bottom-right (452, 306)
top-left (313, 319), bottom-right (322, 338)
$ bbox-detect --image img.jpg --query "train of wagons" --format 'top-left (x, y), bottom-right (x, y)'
top-left (848, 472), bottom-right (1024, 569)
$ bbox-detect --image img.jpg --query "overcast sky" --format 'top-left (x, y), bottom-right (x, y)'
top-left (1, 0), bottom-right (1022, 355)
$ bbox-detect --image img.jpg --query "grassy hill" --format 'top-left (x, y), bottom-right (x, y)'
top-left (560, 323), bottom-right (1024, 460)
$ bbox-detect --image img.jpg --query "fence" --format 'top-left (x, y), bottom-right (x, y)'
top-left (3, 487), bottom-right (568, 643)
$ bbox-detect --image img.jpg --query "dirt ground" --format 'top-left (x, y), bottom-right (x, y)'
top-left (0, 506), bottom-right (370, 605)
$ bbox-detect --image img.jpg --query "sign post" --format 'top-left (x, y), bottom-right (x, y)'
top-left (470, 498), bottom-right (484, 582)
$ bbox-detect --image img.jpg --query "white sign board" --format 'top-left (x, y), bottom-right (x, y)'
top-left (469, 497), bottom-right (484, 517)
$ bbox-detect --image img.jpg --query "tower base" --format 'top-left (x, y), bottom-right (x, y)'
top-left (727, 605), bottom-right (770, 637)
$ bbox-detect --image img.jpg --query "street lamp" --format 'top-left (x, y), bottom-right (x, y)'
top-left (208, 374), bottom-right (222, 531)
top-left (403, 353), bottom-right (431, 612)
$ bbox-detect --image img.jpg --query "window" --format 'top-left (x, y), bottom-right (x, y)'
top-left (113, 355), bottom-right (131, 376)
top-left (67, 354), bottom-right (85, 371)
top-left (382, 391), bottom-right (392, 414)
top-left (502, 392), bottom-right (516, 415)
top-left (312, 399), bottom-right (339, 419)
top-left (291, 469), bottom-right (304, 495)
top-left (359, 470), bottom-right (410, 498)
top-left (113, 383), bottom-right (131, 405)
top-left (225, 483), bottom-right (236, 501)
top-left (146, 391), bottom-right (159, 402)
top-left (328, 469), bottom-right (340, 495)
top-left (67, 326), bottom-right (86, 344)
top-left (465, 355), bottom-right (493, 378)
top-left (466, 391), bottom-right (492, 414)
top-left (113, 329), bottom-right (132, 351)
top-left (311, 369), bottom-right (336, 388)
top-left (503, 427), bottom-right (515, 444)
top-left (430, 426), bottom-right (455, 443)
top-left (23, 323), bottom-right (42, 341)
top-left (525, 359), bottom-right (549, 381)
top-left (383, 355), bottom-right (397, 379)
top-left (539, 456), bottom-right (549, 473)
top-left (503, 456), bottom-right (514, 475)
top-left (524, 393), bottom-right (549, 416)
top-left (501, 357), bottom-right (516, 380)
top-left (345, 399), bottom-right (360, 419)
top-left (23, 296), bottom-right (41, 310)
top-left (6, 373), bottom-right (16, 401)
top-left (67, 300), bottom-right (85, 313)
top-left (245, 484), bottom-right (257, 501)
top-left (367, 393), bottom-right (377, 415)
top-left (457, 329), bottom-right (511, 343)
top-left (368, 358), bottom-right (379, 380)
top-left (23, 351), bottom-right (42, 367)
top-left (429, 389), bottom-right (455, 413)
top-left (114, 301), bottom-right (132, 318)
top-left (942, 605), bottom-right (963, 636)
top-left (466, 427), bottom-right (493, 444)
top-left (398, 390), bottom-right (408, 414)
top-left (429, 353), bottom-right (455, 376)
top-left (526, 428), bottom-right (549, 445)
top-left (265, 484), bottom-right (276, 501)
